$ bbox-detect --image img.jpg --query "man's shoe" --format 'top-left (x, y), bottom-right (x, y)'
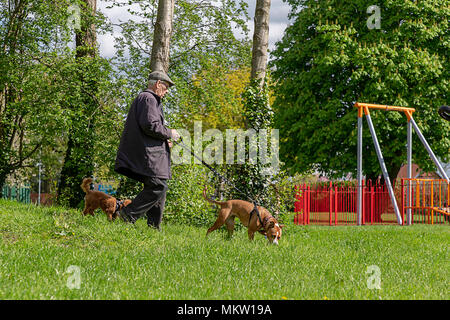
top-left (147, 223), bottom-right (161, 232)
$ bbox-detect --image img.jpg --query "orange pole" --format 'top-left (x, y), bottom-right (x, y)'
top-left (416, 180), bottom-right (420, 209)
top-left (421, 181), bottom-right (425, 223)
top-left (404, 110), bottom-right (414, 121)
top-left (430, 182), bottom-right (434, 225)
top-left (358, 107), bottom-right (363, 118)
top-left (355, 102), bottom-right (416, 114)
top-left (439, 180), bottom-right (442, 223)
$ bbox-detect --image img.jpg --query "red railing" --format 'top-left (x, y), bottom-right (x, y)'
top-left (294, 180), bottom-right (401, 225)
top-left (295, 179), bottom-right (450, 225)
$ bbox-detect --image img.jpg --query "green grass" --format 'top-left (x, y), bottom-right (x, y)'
top-left (0, 199), bottom-right (448, 300)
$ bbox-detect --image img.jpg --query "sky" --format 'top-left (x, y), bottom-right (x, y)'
top-left (96, 0), bottom-right (292, 59)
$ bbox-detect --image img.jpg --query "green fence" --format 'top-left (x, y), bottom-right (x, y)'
top-left (1, 185), bottom-right (31, 204)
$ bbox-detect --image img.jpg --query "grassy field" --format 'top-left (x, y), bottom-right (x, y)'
top-left (0, 199), bottom-right (448, 300)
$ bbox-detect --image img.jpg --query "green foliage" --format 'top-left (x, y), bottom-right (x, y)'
top-left (164, 164), bottom-right (217, 227)
top-left (57, 55), bottom-right (113, 208)
top-left (271, 0), bottom-right (450, 180)
top-left (230, 77), bottom-right (275, 210)
top-left (108, 0), bottom-right (252, 122)
top-left (0, 1), bottom-right (76, 191)
top-left (176, 65), bottom-right (250, 131)
top-left (115, 162), bottom-right (223, 228)
top-left (115, 177), bottom-right (144, 200)
top-left (0, 0), bottom-right (113, 203)
top-left (242, 78), bottom-right (274, 129)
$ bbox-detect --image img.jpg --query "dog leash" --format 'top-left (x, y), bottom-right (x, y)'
top-left (173, 137), bottom-right (264, 226)
top-left (249, 203), bottom-right (265, 227)
top-left (173, 137), bottom-right (254, 201)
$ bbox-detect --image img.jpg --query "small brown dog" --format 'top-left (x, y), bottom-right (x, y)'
top-left (81, 178), bottom-right (131, 221)
top-left (203, 186), bottom-right (283, 244)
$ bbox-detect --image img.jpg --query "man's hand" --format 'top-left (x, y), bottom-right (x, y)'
top-left (170, 129), bottom-right (181, 141)
top-left (168, 140), bottom-right (173, 148)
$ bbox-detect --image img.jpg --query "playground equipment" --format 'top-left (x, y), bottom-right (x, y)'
top-left (355, 103), bottom-right (449, 225)
top-left (401, 178), bottom-right (449, 224)
top-left (294, 178), bottom-right (450, 225)
top-left (294, 102), bottom-right (449, 226)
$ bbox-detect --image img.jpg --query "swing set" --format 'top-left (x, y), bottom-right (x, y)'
top-left (294, 103), bottom-right (449, 226)
top-left (355, 102), bottom-right (449, 225)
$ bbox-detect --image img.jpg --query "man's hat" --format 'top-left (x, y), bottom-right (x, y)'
top-left (148, 70), bottom-right (175, 87)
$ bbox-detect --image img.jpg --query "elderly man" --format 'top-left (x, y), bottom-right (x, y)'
top-left (115, 70), bottom-right (180, 230)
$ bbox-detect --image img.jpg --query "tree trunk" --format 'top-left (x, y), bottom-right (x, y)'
top-left (0, 168), bottom-right (12, 198)
top-left (250, 0), bottom-right (271, 88)
top-left (75, 0), bottom-right (97, 59)
top-left (231, 0), bottom-right (272, 202)
top-left (150, 0), bottom-right (174, 73)
top-left (58, 0), bottom-right (98, 208)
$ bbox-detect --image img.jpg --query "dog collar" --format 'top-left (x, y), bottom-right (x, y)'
top-left (115, 199), bottom-right (124, 213)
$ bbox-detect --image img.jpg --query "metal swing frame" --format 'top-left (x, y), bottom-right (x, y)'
top-left (355, 102), bottom-right (449, 226)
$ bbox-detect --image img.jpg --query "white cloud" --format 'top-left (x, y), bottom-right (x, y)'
top-left (98, 33), bottom-right (117, 58)
top-left (268, 22), bottom-right (288, 51)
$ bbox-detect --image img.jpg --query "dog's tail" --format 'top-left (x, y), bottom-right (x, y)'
top-left (81, 178), bottom-right (93, 194)
top-left (203, 186), bottom-right (226, 206)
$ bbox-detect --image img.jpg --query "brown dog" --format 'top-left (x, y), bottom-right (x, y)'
top-left (203, 186), bottom-right (283, 244)
top-left (81, 178), bottom-right (131, 221)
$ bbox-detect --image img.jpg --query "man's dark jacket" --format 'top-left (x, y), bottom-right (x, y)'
top-left (115, 89), bottom-right (172, 182)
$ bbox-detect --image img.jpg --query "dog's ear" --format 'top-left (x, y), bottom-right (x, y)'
top-left (267, 220), bottom-right (275, 229)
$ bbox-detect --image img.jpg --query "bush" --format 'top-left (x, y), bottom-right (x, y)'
top-left (164, 164), bottom-right (217, 227)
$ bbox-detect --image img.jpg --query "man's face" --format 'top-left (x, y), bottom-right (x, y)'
top-left (154, 80), bottom-right (170, 98)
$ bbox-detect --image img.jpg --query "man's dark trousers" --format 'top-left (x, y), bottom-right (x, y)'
top-left (121, 177), bottom-right (168, 229)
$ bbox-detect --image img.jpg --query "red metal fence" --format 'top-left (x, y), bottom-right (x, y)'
top-left (294, 179), bottom-right (449, 225)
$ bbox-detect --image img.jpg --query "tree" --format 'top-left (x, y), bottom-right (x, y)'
top-left (230, 0), bottom-right (273, 206)
top-left (57, 0), bottom-right (104, 208)
top-left (250, 0), bottom-right (271, 89)
top-left (0, 0), bottom-right (75, 196)
top-left (271, 0), bottom-right (450, 181)
top-left (247, 0), bottom-right (272, 131)
top-left (178, 65), bottom-right (250, 131)
top-left (150, 0), bottom-right (174, 72)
